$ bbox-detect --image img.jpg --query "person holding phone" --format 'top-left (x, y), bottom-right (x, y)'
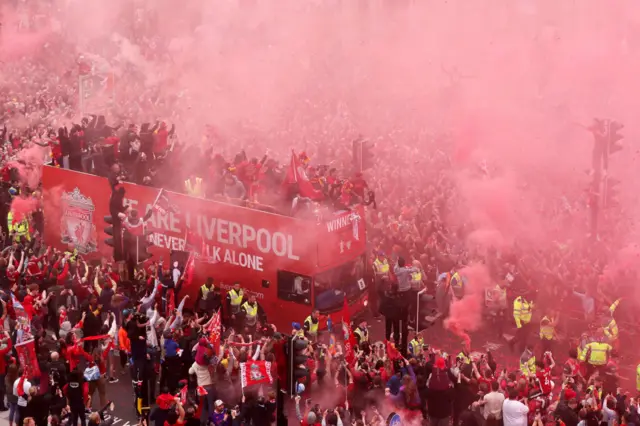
top-left (164, 399), bottom-right (186, 426)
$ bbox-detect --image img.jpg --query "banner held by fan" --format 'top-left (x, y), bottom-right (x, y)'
top-left (204, 309), bottom-right (221, 354)
top-left (240, 360), bottom-right (273, 395)
top-left (12, 293), bottom-right (31, 343)
top-left (16, 339), bottom-right (41, 379)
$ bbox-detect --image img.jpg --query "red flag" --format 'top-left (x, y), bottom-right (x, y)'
top-left (182, 252), bottom-right (196, 288)
top-left (240, 360), bottom-right (273, 388)
top-left (185, 229), bottom-right (205, 255)
top-left (12, 294), bottom-right (31, 337)
top-left (205, 309), bottom-right (221, 352)
top-left (152, 189), bottom-right (180, 215)
top-left (101, 72), bottom-right (115, 93)
top-left (385, 340), bottom-right (402, 361)
top-left (167, 290), bottom-right (176, 315)
top-left (283, 150), bottom-right (323, 200)
top-left (341, 297), bottom-right (357, 365)
top-left (15, 339), bottom-right (41, 379)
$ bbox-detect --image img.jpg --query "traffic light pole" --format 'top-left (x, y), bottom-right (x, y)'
top-left (289, 336), bottom-right (294, 396)
top-left (589, 118), bottom-right (623, 236)
top-left (590, 146), bottom-right (602, 238)
top-left (275, 377), bottom-right (287, 426)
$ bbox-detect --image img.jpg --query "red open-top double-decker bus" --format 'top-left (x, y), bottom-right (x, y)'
top-left (42, 166), bottom-right (369, 330)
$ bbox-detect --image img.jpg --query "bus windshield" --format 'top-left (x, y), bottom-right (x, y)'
top-left (313, 254), bottom-right (367, 314)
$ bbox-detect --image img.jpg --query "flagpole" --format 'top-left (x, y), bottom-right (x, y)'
top-left (152, 188), bottom-right (164, 210)
top-left (344, 363), bottom-right (348, 406)
top-left (291, 150), bottom-right (298, 183)
top-left (78, 74), bottom-right (84, 118)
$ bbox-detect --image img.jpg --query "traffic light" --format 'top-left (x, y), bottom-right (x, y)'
top-left (602, 176), bottom-right (620, 209)
top-left (607, 121), bottom-right (624, 155)
top-left (352, 139), bottom-right (376, 172)
top-left (122, 227), bottom-right (153, 264)
top-left (287, 336), bottom-right (309, 395)
top-left (103, 215), bottom-right (115, 247)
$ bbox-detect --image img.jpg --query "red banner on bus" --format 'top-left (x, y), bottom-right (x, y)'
top-left (42, 166), bottom-right (366, 275)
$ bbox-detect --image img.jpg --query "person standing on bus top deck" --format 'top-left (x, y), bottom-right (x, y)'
top-left (196, 277), bottom-right (217, 314)
top-left (373, 252), bottom-right (390, 282)
top-left (118, 207), bottom-right (153, 235)
top-left (393, 257), bottom-right (419, 356)
top-left (226, 282), bottom-right (244, 328)
top-left (117, 207), bottom-right (152, 276)
top-left (303, 309), bottom-right (320, 341)
top-left (372, 251), bottom-right (390, 317)
top-left (241, 294), bottom-right (266, 338)
top-left (353, 320), bottom-right (369, 345)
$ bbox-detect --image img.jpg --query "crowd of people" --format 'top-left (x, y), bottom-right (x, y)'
top-left (2, 2), bottom-right (640, 426)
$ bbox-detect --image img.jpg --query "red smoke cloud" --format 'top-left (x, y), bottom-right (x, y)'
top-left (42, 186), bottom-right (64, 233)
top-left (444, 263), bottom-right (492, 350)
top-left (8, 145), bottom-right (46, 191)
top-left (4, 0), bottom-right (640, 334)
top-left (10, 196), bottom-right (38, 223)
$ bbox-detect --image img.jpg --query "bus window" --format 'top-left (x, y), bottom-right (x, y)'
top-left (314, 254), bottom-right (366, 313)
top-left (277, 270), bottom-right (312, 306)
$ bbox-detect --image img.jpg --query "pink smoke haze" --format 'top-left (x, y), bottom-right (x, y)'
top-left (0, 7), bottom-right (52, 61)
top-left (444, 263), bottom-right (493, 349)
top-left (42, 186), bottom-right (64, 235)
top-left (10, 196), bottom-right (38, 223)
top-left (3, 0), bottom-right (640, 376)
top-left (8, 145), bottom-right (46, 190)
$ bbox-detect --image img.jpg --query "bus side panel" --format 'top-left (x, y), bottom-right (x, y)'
top-left (43, 166), bottom-right (319, 274)
top-left (191, 261), bottom-right (312, 332)
top-left (42, 167), bottom-right (321, 330)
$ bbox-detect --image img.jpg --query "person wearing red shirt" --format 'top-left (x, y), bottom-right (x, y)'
top-left (237, 156), bottom-right (266, 200)
top-left (351, 172), bottom-right (369, 198)
top-left (294, 395), bottom-right (321, 426)
top-left (102, 134), bottom-right (120, 163)
top-left (49, 137), bottom-right (62, 166)
top-left (51, 255), bottom-right (70, 286)
top-left (6, 251), bottom-right (25, 287)
top-left (339, 181), bottom-right (354, 206)
top-left (0, 331), bottom-right (12, 410)
top-left (65, 326), bottom-right (93, 372)
top-left (535, 353), bottom-right (556, 397)
top-left (476, 369), bottom-right (497, 389)
top-left (516, 378), bottom-right (529, 400)
top-left (21, 286), bottom-right (37, 319)
top-left (25, 249), bottom-right (48, 282)
top-left (154, 122), bottom-right (175, 155)
top-left (163, 400), bottom-right (186, 426)
top-left (563, 349), bottom-right (582, 383)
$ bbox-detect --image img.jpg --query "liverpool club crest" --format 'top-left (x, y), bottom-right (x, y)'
top-left (60, 188), bottom-right (98, 254)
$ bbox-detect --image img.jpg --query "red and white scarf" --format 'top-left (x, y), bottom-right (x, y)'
top-left (17, 374), bottom-right (26, 398)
